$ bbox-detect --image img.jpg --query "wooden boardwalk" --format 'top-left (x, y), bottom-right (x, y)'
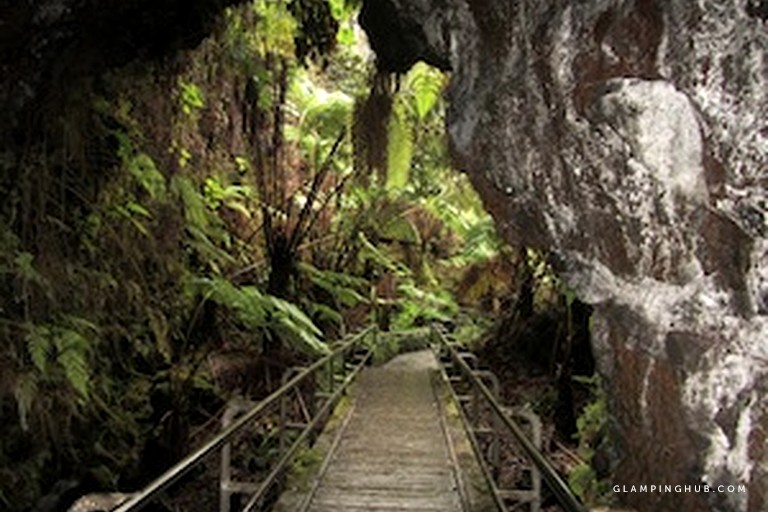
top-left (283, 350), bottom-right (465, 512)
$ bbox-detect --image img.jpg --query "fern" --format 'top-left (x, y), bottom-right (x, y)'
top-left (380, 215), bottom-right (421, 245)
top-left (358, 232), bottom-right (410, 276)
top-left (308, 302), bottom-right (344, 325)
top-left (173, 176), bottom-right (211, 231)
top-left (385, 99), bottom-right (413, 192)
top-left (179, 81), bottom-right (205, 115)
top-left (190, 277), bottom-right (328, 355)
top-left (269, 296), bottom-right (322, 335)
top-left (173, 176), bottom-right (236, 268)
top-left (26, 325), bottom-right (52, 373)
top-left (404, 62), bottom-right (444, 121)
top-left (300, 263), bottom-right (367, 307)
top-left (13, 373), bottom-right (38, 431)
top-left (127, 152), bottom-right (167, 200)
top-left (54, 329), bottom-right (91, 398)
top-left (14, 252), bottom-right (47, 287)
top-left (392, 281), bottom-right (458, 330)
top-left (25, 323), bottom-right (92, 398)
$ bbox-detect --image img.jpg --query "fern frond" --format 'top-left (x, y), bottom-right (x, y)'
top-left (268, 296), bottom-right (323, 338)
top-left (13, 373), bottom-right (38, 432)
top-left (300, 263), bottom-right (367, 307)
top-left (26, 325), bottom-right (52, 373)
top-left (274, 315), bottom-right (329, 355)
top-left (385, 100), bottom-right (412, 192)
top-left (404, 62), bottom-right (444, 120)
top-left (54, 329), bottom-right (91, 398)
top-left (128, 152), bottom-right (167, 200)
top-left (308, 302), bottom-right (344, 325)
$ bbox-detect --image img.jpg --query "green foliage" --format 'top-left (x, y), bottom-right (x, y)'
top-left (358, 232), bottom-right (409, 276)
top-left (371, 329), bottom-right (430, 365)
top-left (568, 374), bottom-right (612, 505)
top-left (452, 216), bottom-right (501, 264)
top-left (203, 176), bottom-right (253, 217)
top-left (392, 281), bottom-right (457, 330)
top-left (385, 100), bottom-right (413, 192)
top-left (380, 215), bottom-right (420, 245)
top-left (13, 373), bottom-right (38, 432)
top-left (179, 81), bottom-right (205, 115)
top-left (25, 319), bottom-right (96, 399)
top-left (189, 277), bottom-right (329, 355)
top-left (288, 70), bottom-right (354, 168)
top-left (254, 0), bottom-right (298, 57)
top-left (301, 262), bottom-right (367, 307)
top-left (172, 176), bottom-right (236, 270)
top-left (382, 64), bottom-right (444, 194)
top-left (126, 153), bottom-right (167, 200)
top-left (402, 63), bottom-right (443, 121)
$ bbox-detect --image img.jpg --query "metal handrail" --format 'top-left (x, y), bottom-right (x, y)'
top-left (241, 344), bottom-right (372, 511)
top-left (431, 325), bottom-right (588, 512)
top-left (112, 325), bottom-right (377, 512)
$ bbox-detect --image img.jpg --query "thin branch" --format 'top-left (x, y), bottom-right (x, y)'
top-left (289, 130), bottom-right (346, 253)
top-left (300, 170), bottom-right (353, 249)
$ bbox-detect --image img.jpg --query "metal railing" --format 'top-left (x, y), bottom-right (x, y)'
top-left (107, 325), bottom-right (377, 512)
top-left (431, 324), bottom-right (587, 512)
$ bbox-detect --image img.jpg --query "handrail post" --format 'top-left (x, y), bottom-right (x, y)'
top-left (476, 370), bottom-right (502, 480)
top-left (431, 324), bottom-right (587, 512)
top-left (460, 353), bottom-right (479, 424)
top-left (219, 405), bottom-right (237, 512)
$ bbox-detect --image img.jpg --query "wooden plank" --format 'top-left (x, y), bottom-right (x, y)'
top-left (303, 351), bottom-right (463, 512)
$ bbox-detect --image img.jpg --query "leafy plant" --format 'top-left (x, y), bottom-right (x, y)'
top-left (179, 81), bottom-right (205, 115)
top-left (568, 374), bottom-right (612, 505)
top-left (24, 318), bottom-right (97, 400)
top-left (188, 276), bottom-right (329, 355)
top-left (392, 281), bottom-right (457, 330)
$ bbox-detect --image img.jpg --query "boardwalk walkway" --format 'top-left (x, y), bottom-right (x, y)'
top-left (280, 350), bottom-right (465, 512)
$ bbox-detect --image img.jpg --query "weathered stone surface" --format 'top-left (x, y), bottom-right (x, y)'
top-left (0, 0), bottom-right (242, 146)
top-left (361, 1), bottom-right (767, 510)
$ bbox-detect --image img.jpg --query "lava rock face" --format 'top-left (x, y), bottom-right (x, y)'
top-left (0, 0), bottom-right (242, 146)
top-left (361, 1), bottom-right (767, 510)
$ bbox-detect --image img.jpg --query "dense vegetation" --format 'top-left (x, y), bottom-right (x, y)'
top-left (0, 1), bottom-right (603, 509)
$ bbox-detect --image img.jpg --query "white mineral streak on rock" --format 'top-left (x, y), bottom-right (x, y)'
top-left (683, 313), bottom-right (767, 489)
top-left (640, 357), bottom-right (654, 430)
top-left (595, 79), bottom-right (707, 204)
top-left (747, 239), bottom-right (768, 314)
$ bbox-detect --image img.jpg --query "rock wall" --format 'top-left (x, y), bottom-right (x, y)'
top-left (362, 1), bottom-right (767, 510)
top-left (0, 0), bottom-right (241, 147)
